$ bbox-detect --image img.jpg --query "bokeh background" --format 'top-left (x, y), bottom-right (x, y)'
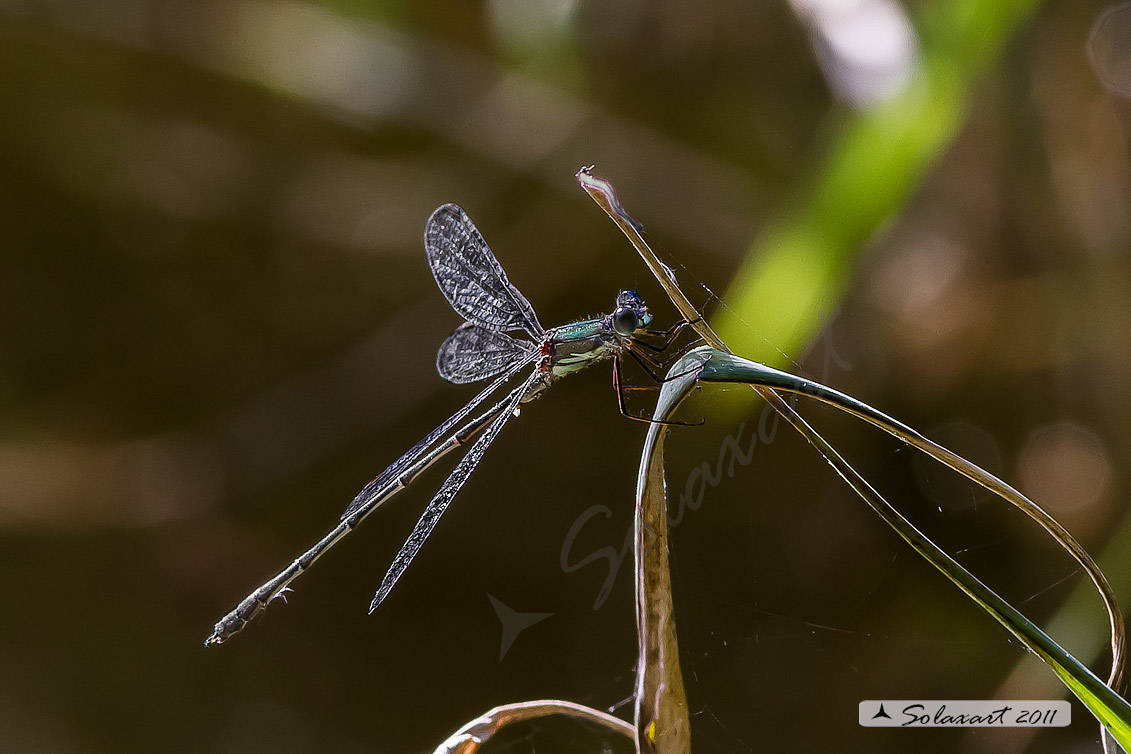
top-left (2, 0), bottom-right (1131, 752)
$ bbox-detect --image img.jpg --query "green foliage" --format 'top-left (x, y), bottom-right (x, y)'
top-left (716, 0), bottom-right (1044, 365)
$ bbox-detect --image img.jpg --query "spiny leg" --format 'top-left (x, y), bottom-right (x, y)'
top-left (644, 315), bottom-right (701, 339)
top-left (628, 331), bottom-right (708, 379)
top-left (612, 356), bottom-right (700, 426)
top-left (624, 341), bottom-right (678, 381)
top-left (636, 317), bottom-right (699, 352)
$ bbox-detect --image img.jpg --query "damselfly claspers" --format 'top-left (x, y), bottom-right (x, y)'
top-left (206, 203), bottom-right (688, 645)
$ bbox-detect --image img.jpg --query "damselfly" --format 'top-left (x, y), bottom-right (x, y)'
top-left (206, 204), bottom-right (687, 645)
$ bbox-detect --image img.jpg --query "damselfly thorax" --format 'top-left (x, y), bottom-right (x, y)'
top-left (534, 291), bottom-right (653, 386)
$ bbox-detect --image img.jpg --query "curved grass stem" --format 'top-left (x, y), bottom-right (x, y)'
top-left (581, 168), bottom-right (1131, 750)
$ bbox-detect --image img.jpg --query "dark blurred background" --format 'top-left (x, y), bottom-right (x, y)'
top-left (2, 0), bottom-right (1131, 752)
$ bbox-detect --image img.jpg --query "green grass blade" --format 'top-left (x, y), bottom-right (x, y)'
top-left (689, 347), bottom-right (1131, 746)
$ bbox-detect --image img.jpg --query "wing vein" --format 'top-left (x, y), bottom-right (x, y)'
top-left (368, 372), bottom-right (537, 611)
top-left (425, 204), bottom-right (544, 338)
top-left (340, 351), bottom-right (537, 520)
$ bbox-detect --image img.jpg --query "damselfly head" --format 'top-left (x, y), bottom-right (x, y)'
top-left (612, 290), bottom-right (652, 335)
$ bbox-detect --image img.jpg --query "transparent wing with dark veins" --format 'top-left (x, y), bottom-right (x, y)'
top-left (368, 372), bottom-right (536, 612)
top-left (339, 351), bottom-right (535, 520)
top-left (425, 204), bottom-right (544, 339)
top-left (436, 322), bottom-right (536, 385)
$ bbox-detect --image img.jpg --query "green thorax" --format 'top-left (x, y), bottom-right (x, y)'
top-left (546, 317), bottom-right (621, 378)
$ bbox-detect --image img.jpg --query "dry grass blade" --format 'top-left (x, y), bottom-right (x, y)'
top-left (430, 700), bottom-right (635, 754)
top-left (633, 356), bottom-right (709, 754)
top-left (578, 168), bottom-right (1130, 750)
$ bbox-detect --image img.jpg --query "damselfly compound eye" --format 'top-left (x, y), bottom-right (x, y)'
top-left (613, 290), bottom-right (651, 332)
top-left (612, 307), bottom-right (640, 335)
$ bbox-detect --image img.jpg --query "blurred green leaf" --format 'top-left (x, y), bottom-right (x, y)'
top-left (717, 0), bottom-right (1044, 364)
